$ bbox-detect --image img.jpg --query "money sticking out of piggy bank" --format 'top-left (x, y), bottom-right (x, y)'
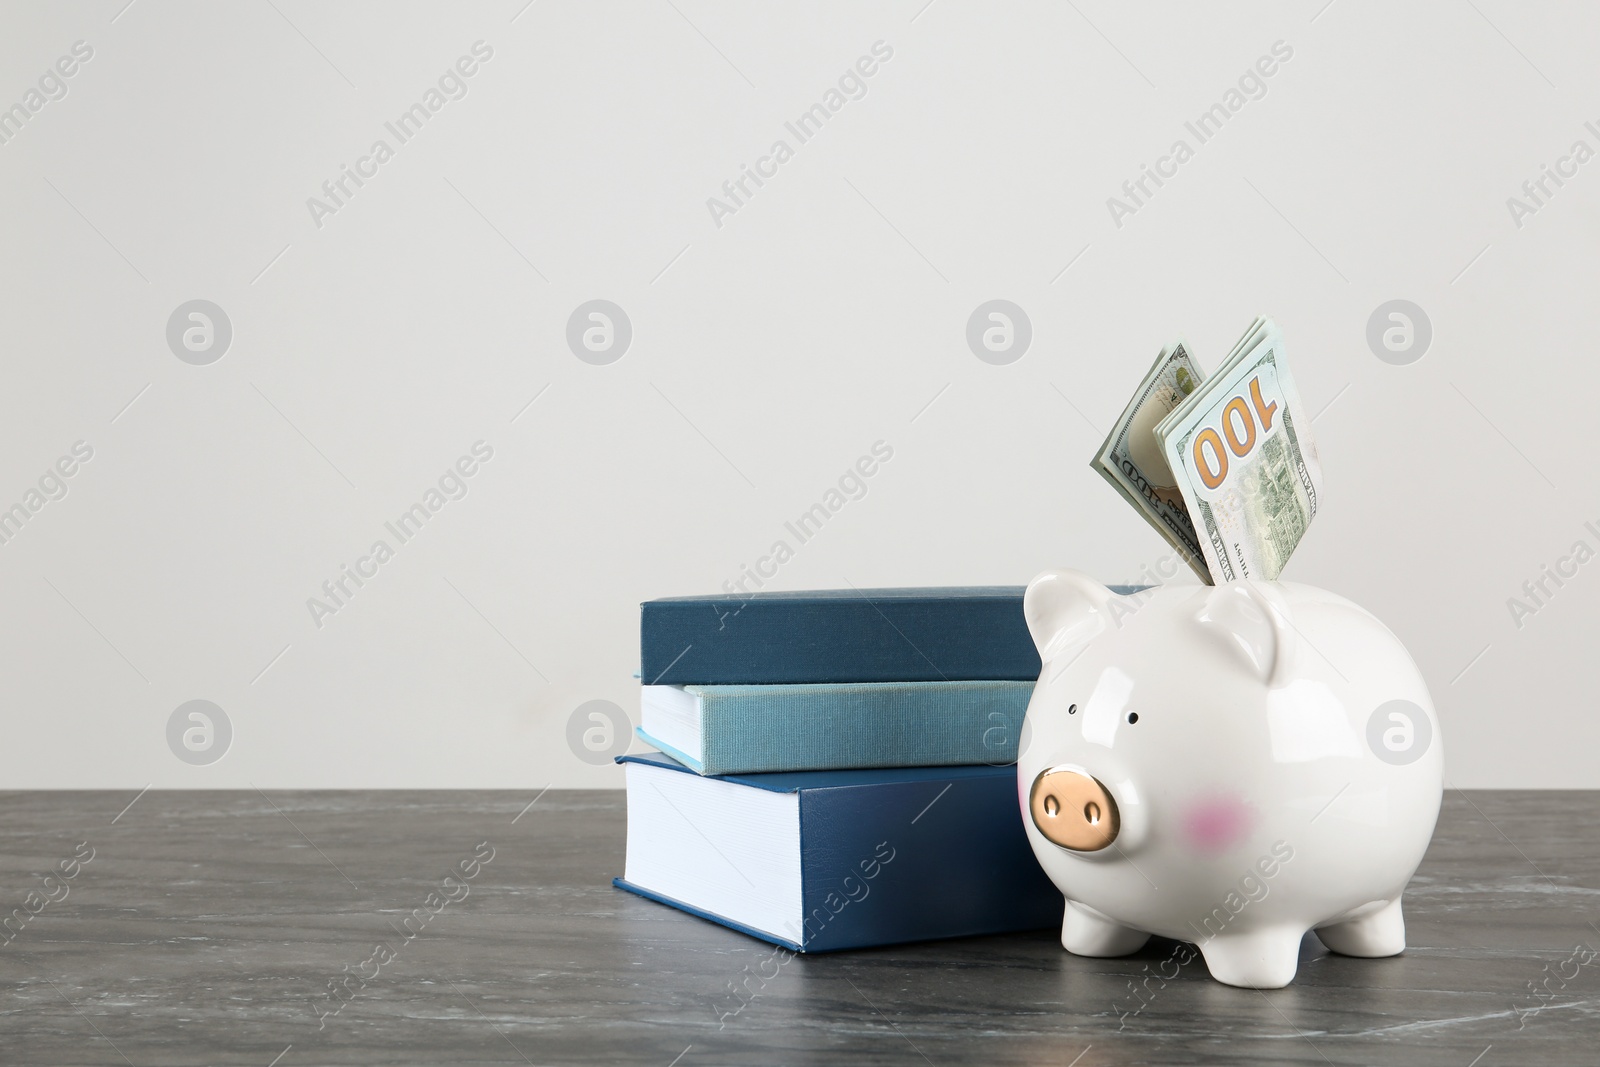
top-left (1017, 569), bottom-right (1443, 989)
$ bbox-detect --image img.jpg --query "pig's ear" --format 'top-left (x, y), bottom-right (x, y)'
top-left (1024, 569), bottom-right (1113, 663)
top-left (1197, 581), bottom-right (1294, 687)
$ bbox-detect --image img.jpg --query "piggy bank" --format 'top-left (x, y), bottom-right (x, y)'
top-left (1017, 570), bottom-right (1442, 988)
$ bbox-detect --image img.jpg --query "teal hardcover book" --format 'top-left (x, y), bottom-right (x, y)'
top-left (635, 679), bottom-right (1033, 775)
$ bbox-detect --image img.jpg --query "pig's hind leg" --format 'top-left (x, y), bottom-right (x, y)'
top-left (1060, 899), bottom-right (1150, 957)
top-left (1197, 926), bottom-right (1304, 988)
top-left (1315, 897), bottom-right (1406, 957)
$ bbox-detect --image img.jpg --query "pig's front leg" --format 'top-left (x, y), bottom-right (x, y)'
top-left (1314, 897), bottom-right (1405, 958)
top-left (1196, 926), bottom-right (1304, 988)
top-left (1060, 899), bottom-right (1150, 957)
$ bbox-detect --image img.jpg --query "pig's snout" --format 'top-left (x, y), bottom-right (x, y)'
top-left (1028, 766), bottom-right (1119, 851)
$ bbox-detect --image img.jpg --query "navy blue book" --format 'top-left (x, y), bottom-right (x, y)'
top-left (639, 585), bottom-right (1145, 685)
top-left (639, 586), bottom-right (1023, 684)
top-left (613, 751), bottom-right (1062, 952)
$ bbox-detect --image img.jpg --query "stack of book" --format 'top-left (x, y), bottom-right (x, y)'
top-left (613, 587), bottom-right (1078, 953)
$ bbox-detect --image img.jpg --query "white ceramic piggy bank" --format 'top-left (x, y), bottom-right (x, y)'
top-left (1017, 570), bottom-right (1443, 988)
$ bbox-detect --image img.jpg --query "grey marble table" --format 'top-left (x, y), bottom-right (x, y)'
top-left (1, 790), bottom-right (1596, 1066)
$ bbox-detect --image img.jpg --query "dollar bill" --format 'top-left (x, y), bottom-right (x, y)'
top-left (1153, 318), bottom-right (1322, 583)
top-left (1090, 342), bottom-right (1212, 581)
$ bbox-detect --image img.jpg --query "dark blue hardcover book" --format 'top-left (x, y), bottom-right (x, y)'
top-left (639, 585), bottom-right (1146, 685)
top-left (613, 751), bottom-right (1062, 952)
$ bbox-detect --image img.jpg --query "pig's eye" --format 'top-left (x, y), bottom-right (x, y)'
top-left (1126, 712), bottom-right (1139, 724)
top-left (1068, 704), bottom-right (1077, 715)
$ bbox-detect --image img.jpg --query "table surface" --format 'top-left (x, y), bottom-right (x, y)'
top-left (1, 789), bottom-right (1596, 1066)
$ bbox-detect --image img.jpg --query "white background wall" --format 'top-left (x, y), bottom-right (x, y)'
top-left (1, 0), bottom-right (1594, 789)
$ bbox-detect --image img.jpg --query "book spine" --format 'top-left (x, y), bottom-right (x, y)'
top-left (640, 596), bottom-right (1041, 685)
top-left (797, 774), bottom-right (1063, 951)
top-left (697, 682), bottom-right (1033, 776)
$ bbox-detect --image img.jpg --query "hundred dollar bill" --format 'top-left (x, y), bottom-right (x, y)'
top-left (1091, 341), bottom-right (1212, 581)
top-left (1154, 318), bottom-right (1322, 583)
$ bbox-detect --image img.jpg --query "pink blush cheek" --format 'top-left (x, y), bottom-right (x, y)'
top-left (1180, 795), bottom-right (1254, 855)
